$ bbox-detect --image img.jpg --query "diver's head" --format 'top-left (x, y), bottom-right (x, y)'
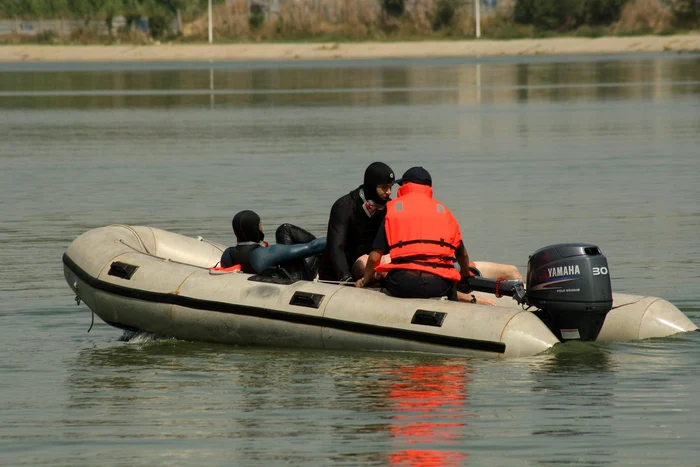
top-left (363, 162), bottom-right (395, 205)
top-left (232, 210), bottom-right (264, 243)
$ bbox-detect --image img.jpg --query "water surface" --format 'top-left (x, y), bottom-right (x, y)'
top-left (1, 53), bottom-right (699, 466)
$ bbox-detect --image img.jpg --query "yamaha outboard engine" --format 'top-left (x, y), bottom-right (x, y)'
top-left (526, 244), bottom-right (613, 341)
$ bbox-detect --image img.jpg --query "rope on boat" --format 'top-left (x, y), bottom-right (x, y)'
top-left (196, 236), bottom-right (225, 253)
top-left (119, 239), bottom-right (145, 254)
top-left (73, 281), bottom-right (95, 332)
top-left (313, 279), bottom-right (356, 286)
top-left (120, 225), bottom-right (152, 255)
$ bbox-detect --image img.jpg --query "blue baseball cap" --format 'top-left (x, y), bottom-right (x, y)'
top-left (395, 166), bottom-right (432, 187)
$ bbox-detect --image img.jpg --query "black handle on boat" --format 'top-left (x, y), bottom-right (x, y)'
top-left (459, 276), bottom-right (528, 305)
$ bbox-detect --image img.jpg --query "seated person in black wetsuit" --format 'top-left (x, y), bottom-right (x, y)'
top-left (220, 210), bottom-right (322, 280)
top-left (220, 210), bottom-right (267, 273)
top-left (318, 162), bottom-right (395, 282)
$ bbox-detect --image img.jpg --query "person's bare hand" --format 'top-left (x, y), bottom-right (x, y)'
top-left (477, 296), bottom-right (497, 306)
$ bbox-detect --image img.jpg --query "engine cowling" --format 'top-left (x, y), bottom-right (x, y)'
top-left (526, 243), bottom-right (613, 341)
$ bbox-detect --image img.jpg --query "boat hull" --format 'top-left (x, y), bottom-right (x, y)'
top-left (62, 225), bottom-right (697, 358)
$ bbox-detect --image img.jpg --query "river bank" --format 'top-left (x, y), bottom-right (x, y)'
top-left (1, 34), bottom-right (699, 62)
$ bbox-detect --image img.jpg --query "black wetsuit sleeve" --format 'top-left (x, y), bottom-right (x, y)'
top-left (326, 196), bottom-right (353, 279)
top-left (456, 241), bottom-right (465, 257)
top-left (220, 248), bottom-right (234, 268)
top-left (371, 222), bottom-right (389, 253)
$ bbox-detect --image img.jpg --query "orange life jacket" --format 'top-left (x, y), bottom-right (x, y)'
top-left (375, 183), bottom-right (462, 282)
top-left (210, 264), bottom-right (242, 273)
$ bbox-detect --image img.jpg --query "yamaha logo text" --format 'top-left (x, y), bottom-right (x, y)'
top-left (548, 265), bottom-right (581, 278)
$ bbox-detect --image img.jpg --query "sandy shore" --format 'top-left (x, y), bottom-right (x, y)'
top-left (1, 34), bottom-right (699, 62)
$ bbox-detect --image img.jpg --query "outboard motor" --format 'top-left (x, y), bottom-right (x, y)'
top-left (526, 244), bottom-right (613, 341)
top-left (463, 243), bottom-right (613, 342)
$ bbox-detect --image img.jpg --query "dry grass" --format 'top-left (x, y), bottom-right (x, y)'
top-left (174, 0), bottom-right (591, 41)
top-left (183, 2), bottom-right (250, 39)
top-left (0, 34), bottom-right (24, 44)
top-left (481, 11), bottom-right (532, 39)
top-left (451, 6), bottom-right (476, 37)
top-left (12, 0), bottom-right (687, 44)
top-left (341, 0), bottom-right (381, 38)
top-left (69, 26), bottom-right (110, 44)
top-left (181, 0), bottom-right (383, 40)
top-left (114, 28), bottom-right (152, 44)
top-left (402, 0), bottom-right (436, 35)
top-left (0, 26), bottom-right (153, 45)
top-left (614, 0), bottom-right (672, 33)
top-left (269, 1), bottom-right (328, 37)
top-left (178, 0), bottom-right (490, 41)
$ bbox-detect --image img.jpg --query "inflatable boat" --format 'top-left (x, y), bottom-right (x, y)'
top-left (62, 225), bottom-right (697, 358)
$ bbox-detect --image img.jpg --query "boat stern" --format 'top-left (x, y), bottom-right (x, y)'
top-left (500, 310), bottom-right (561, 358)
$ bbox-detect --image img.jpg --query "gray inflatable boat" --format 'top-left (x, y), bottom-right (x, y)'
top-left (62, 225), bottom-right (697, 358)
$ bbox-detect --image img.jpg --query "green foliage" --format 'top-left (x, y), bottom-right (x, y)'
top-left (148, 11), bottom-right (166, 37)
top-left (103, 0), bottom-right (121, 33)
top-left (380, 0), bottom-right (404, 18)
top-left (154, 0), bottom-right (187, 14)
top-left (514, 0), bottom-right (630, 31)
top-left (0, 0), bottom-right (38, 17)
top-left (0, 0), bottom-right (202, 19)
top-left (68, 0), bottom-right (106, 23)
top-left (2, 0), bottom-right (693, 42)
top-left (490, 24), bottom-right (530, 39)
top-left (615, 25), bottom-right (653, 35)
top-left (586, 0), bottom-right (629, 24)
top-left (37, 29), bottom-right (58, 42)
top-left (103, 0), bottom-right (121, 15)
top-left (120, 0), bottom-right (144, 15)
top-left (30, 0), bottom-right (70, 17)
top-left (573, 24), bottom-right (606, 37)
top-left (432, 0), bottom-right (461, 31)
top-left (514, 0), bottom-right (580, 30)
top-left (249, 2), bottom-right (264, 31)
top-left (670, 0), bottom-right (700, 28)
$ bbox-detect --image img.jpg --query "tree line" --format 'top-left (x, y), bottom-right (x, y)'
top-left (512, 0), bottom-right (699, 31)
top-left (0, 0), bottom-right (697, 39)
top-left (0, 0), bottom-right (211, 21)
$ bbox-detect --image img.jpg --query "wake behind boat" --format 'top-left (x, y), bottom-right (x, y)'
top-left (62, 225), bottom-right (697, 358)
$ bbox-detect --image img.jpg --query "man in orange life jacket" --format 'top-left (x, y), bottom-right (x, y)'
top-left (356, 167), bottom-right (495, 305)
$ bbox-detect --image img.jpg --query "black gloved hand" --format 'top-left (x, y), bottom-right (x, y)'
top-left (456, 276), bottom-right (473, 294)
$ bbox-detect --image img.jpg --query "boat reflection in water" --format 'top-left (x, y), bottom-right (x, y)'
top-left (386, 362), bottom-right (472, 466)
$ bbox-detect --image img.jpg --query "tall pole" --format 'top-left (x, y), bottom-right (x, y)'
top-left (475, 0), bottom-right (481, 39)
top-left (210, 60), bottom-right (214, 108)
top-left (208, 0), bottom-right (213, 43)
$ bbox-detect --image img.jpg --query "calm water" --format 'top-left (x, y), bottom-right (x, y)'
top-left (1, 53), bottom-right (699, 466)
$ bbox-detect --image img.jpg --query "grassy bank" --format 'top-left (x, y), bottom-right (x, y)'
top-left (0, 0), bottom-right (697, 46)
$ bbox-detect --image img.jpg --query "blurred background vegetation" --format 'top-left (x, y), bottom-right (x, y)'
top-left (0, 0), bottom-right (697, 43)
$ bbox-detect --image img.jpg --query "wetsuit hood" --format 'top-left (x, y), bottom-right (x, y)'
top-left (232, 210), bottom-right (264, 243)
top-left (362, 162), bottom-right (395, 205)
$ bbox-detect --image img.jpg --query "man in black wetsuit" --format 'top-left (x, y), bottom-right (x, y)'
top-left (220, 210), bottom-right (320, 280)
top-left (318, 162), bottom-right (395, 282)
top-left (220, 210), bottom-right (267, 273)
